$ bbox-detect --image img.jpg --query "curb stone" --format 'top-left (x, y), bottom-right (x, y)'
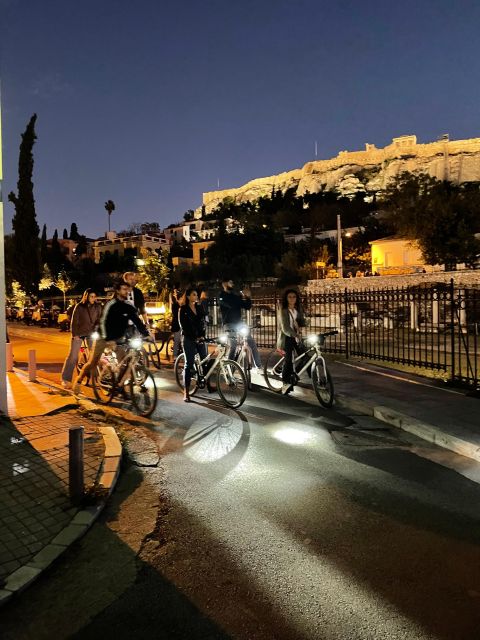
top-left (0, 421), bottom-right (122, 607)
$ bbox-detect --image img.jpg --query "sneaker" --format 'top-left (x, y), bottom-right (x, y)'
top-left (61, 381), bottom-right (72, 390)
top-left (281, 383), bottom-right (293, 395)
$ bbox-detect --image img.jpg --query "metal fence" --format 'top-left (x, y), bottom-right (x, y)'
top-left (207, 280), bottom-right (480, 389)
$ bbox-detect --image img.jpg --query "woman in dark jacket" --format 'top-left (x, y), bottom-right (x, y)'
top-left (61, 289), bottom-right (102, 388)
top-left (277, 288), bottom-right (307, 395)
top-left (179, 287), bottom-right (206, 402)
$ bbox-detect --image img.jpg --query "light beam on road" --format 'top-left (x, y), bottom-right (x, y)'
top-left (0, 93), bottom-right (7, 414)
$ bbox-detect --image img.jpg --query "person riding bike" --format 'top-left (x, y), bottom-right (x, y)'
top-left (179, 287), bottom-right (207, 402)
top-left (218, 278), bottom-right (262, 370)
top-left (73, 281), bottom-right (150, 394)
top-left (277, 288), bottom-right (307, 395)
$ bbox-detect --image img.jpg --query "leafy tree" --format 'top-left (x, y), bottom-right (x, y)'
top-left (55, 271), bottom-right (76, 310)
top-left (9, 281), bottom-right (28, 309)
top-left (69, 223), bottom-right (80, 240)
top-left (8, 114), bottom-right (41, 294)
top-left (382, 172), bottom-right (480, 269)
top-left (39, 264), bottom-right (55, 291)
top-left (137, 249), bottom-right (170, 301)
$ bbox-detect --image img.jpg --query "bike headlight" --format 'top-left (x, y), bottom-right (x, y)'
top-left (307, 334), bottom-right (319, 345)
top-left (129, 337), bottom-right (143, 349)
top-left (219, 335), bottom-right (228, 344)
top-left (91, 331), bottom-right (100, 340)
top-left (239, 325), bottom-right (249, 336)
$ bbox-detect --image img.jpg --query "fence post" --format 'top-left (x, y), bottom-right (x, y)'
top-left (69, 426), bottom-right (84, 504)
top-left (450, 278), bottom-right (456, 383)
top-left (344, 288), bottom-right (349, 359)
top-left (28, 349), bottom-right (36, 382)
top-left (6, 343), bottom-right (13, 372)
top-left (409, 300), bottom-right (418, 331)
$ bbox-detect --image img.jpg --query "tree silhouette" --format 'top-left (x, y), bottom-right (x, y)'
top-left (104, 200), bottom-right (115, 232)
top-left (8, 114), bottom-right (41, 294)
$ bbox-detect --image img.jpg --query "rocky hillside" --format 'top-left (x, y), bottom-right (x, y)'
top-left (200, 134), bottom-right (480, 215)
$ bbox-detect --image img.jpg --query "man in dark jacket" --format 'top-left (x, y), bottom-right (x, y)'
top-left (123, 271), bottom-right (148, 325)
top-left (219, 278), bottom-right (262, 369)
top-left (73, 281), bottom-right (150, 393)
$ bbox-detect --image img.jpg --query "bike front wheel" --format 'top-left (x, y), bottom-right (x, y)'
top-left (92, 362), bottom-right (116, 404)
top-left (144, 342), bottom-right (161, 370)
top-left (216, 359), bottom-right (247, 408)
top-left (312, 362), bottom-right (334, 408)
top-left (174, 353), bottom-right (199, 396)
top-left (263, 350), bottom-right (285, 392)
top-left (129, 367), bottom-right (158, 417)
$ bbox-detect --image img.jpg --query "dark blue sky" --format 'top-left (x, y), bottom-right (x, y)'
top-left (1, 0), bottom-right (479, 238)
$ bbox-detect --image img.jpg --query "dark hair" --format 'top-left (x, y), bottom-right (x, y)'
top-left (80, 288), bottom-right (97, 305)
top-left (113, 279), bottom-right (129, 291)
top-left (281, 288), bottom-right (301, 310)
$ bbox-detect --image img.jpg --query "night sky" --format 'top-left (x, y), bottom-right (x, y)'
top-left (1, 0), bottom-right (479, 239)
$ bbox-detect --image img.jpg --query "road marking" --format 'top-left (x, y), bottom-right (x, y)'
top-left (335, 361), bottom-right (463, 395)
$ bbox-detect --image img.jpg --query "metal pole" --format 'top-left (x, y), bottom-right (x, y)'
top-left (336, 214), bottom-right (343, 279)
top-left (28, 349), bottom-right (36, 382)
top-left (69, 426), bottom-right (84, 504)
top-left (6, 343), bottom-right (13, 372)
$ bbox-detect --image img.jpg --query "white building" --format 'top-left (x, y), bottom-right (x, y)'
top-left (91, 231), bottom-right (169, 264)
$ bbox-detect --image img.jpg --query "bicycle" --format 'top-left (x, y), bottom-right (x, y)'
top-left (263, 330), bottom-right (338, 408)
top-left (92, 336), bottom-right (158, 417)
top-left (231, 324), bottom-right (254, 390)
top-left (174, 336), bottom-right (247, 409)
top-left (75, 333), bottom-right (99, 385)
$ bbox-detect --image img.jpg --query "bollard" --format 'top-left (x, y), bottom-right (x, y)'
top-left (28, 349), bottom-right (36, 382)
top-left (69, 426), bottom-right (84, 504)
top-left (6, 343), bottom-right (13, 372)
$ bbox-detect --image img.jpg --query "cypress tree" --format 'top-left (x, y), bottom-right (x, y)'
top-left (40, 224), bottom-right (48, 264)
top-left (62, 228), bottom-right (68, 239)
top-left (49, 229), bottom-right (63, 275)
top-left (69, 222), bottom-right (80, 240)
top-left (8, 114), bottom-right (41, 294)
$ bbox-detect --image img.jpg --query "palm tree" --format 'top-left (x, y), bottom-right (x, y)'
top-left (104, 200), bottom-right (115, 232)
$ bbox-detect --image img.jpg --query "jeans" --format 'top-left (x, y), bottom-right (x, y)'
top-left (173, 330), bottom-right (182, 358)
top-left (182, 337), bottom-right (207, 389)
top-left (282, 336), bottom-right (299, 384)
top-left (224, 324), bottom-right (262, 368)
top-left (62, 336), bottom-right (84, 383)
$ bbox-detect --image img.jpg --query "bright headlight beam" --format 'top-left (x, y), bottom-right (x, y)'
top-left (274, 428), bottom-right (312, 446)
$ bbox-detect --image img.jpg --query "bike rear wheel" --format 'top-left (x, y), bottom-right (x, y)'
top-left (263, 350), bottom-right (285, 392)
top-left (129, 367), bottom-right (158, 417)
top-left (216, 359), bottom-right (247, 408)
top-left (312, 362), bottom-right (334, 408)
top-left (174, 353), bottom-right (199, 395)
top-left (92, 362), bottom-right (116, 404)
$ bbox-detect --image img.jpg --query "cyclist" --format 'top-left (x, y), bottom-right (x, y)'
top-left (218, 277), bottom-right (262, 371)
top-left (73, 281), bottom-right (150, 394)
top-left (61, 288), bottom-right (102, 389)
top-left (123, 271), bottom-right (148, 325)
top-left (277, 288), bottom-right (307, 395)
top-left (170, 284), bottom-right (182, 359)
top-left (179, 287), bottom-right (207, 402)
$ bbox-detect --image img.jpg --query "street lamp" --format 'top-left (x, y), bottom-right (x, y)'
top-left (336, 214), bottom-right (343, 278)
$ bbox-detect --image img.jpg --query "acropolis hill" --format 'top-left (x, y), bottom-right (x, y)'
top-left (200, 134), bottom-right (480, 215)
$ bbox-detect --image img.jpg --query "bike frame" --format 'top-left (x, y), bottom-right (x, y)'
top-left (272, 343), bottom-right (328, 380)
top-left (192, 341), bottom-right (229, 382)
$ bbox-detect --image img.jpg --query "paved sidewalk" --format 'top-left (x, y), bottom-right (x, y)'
top-left (0, 372), bottom-right (122, 606)
top-left (253, 357), bottom-right (480, 462)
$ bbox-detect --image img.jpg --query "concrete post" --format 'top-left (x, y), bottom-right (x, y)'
top-left (410, 301), bottom-right (418, 330)
top-left (0, 102), bottom-right (7, 414)
top-left (6, 343), bottom-right (13, 372)
top-left (28, 349), bottom-right (36, 382)
top-left (432, 299), bottom-right (439, 332)
top-left (69, 426), bottom-right (84, 504)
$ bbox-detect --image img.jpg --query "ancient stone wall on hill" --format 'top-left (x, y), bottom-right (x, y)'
top-left (200, 134), bottom-right (480, 215)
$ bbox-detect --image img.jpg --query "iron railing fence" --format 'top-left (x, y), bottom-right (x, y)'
top-left (206, 280), bottom-right (480, 389)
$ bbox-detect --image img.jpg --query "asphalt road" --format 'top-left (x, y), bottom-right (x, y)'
top-left (3, 330), bottom-right (480, 639)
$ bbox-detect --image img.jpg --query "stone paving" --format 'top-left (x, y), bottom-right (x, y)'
top-left (0, 409), bottom-right (104, 584)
